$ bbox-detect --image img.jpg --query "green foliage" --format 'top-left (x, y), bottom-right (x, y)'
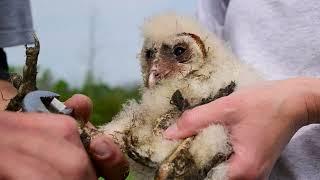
top-left (37, 69), bottom-right (54, 90)
top-left (37, 69), bottom-right (140, 126)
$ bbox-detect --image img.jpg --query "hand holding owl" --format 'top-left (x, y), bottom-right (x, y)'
top-left (96, 13), bottom-right (320, 180)
top-left (165, 78), bottom-right (320, 179)
top-left (101, 13), bottom-right (261, 179)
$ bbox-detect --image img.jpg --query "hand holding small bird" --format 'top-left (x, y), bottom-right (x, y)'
top-left (165, 78), bottom-right (320, 179)
top-left (0, 92), bottom-right (128, 180)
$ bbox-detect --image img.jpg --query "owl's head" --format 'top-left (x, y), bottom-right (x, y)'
top-left (139, 13), bottom-right (227, 88)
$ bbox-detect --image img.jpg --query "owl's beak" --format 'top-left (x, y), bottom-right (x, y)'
top-left (148, 71), bottom-right (158, 88)
top-left (148, 69), bottom-right (170, 88)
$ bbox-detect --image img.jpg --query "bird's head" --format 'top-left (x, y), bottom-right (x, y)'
top-left (139, 13), bottom-right (218, 88)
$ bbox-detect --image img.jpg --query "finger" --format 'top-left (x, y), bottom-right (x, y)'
top-left (164, 96), bottom-right (237, 139)
top-left (0, 112), bottom-right (83, 147)
top-left (89, 135), bottom-right (129, 180)
top-left (1, 112), bottom-right (77, 133)
top-left (64, 94), bottom-right (93, 124)
top-left (0, 127), bottom-right (92, 178)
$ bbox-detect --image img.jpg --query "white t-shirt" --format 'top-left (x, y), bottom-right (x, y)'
top-left (198, 0), bottom-right (320, 179)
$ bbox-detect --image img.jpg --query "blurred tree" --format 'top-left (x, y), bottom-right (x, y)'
top-left (9, 66), bottom-right (23, 74)
top-left (37, 69), bottom-right (54, 90)
top-left (86, 1), bottom-right (98, 87)
top-left (36, 68), bottom-right (140, 126)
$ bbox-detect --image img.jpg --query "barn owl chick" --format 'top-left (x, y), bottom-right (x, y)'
top-left (101, 13), bottom-right (261, 180)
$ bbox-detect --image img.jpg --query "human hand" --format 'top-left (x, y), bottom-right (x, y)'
top-left (0, 94), bottom-right (128, 180)
top-left (0, 80), bottom-right (17, 110)
top-left (65, 95), bottom-right (129, 180)
top-left (164, 78), bottom-right (320, 179)
top-left (0, 96), bottom-right (96, 180)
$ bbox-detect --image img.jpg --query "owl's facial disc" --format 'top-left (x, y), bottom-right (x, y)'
top-left (145, 42), bottom-right (190, 88)
top-left (143, 33), bottom-right (207, 88)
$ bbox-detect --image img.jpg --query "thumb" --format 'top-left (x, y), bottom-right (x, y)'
top-left (89, 135), bottom-right (129, 180)
top-left (164, 96), bottom-right (235, 139)
top-left (64, 94), bottom-right (93, 124)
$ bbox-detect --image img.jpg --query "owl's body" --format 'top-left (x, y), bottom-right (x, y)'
top-left (101, 14), bottom-right (261, 179)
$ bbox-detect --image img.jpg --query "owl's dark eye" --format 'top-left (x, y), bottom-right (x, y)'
top-left (145, 49), bottom-right (156, 60)
top-left (173, 46), bottom-right (186, 57)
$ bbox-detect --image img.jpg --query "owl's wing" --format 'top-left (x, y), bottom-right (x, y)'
top-left (100, 100), bottom-right (140, 150)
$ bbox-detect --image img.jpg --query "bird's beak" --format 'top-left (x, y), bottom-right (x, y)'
top-left (148, 72), bottom-right (156, 87)
top-left (148, 69), bottom-right (170, 88)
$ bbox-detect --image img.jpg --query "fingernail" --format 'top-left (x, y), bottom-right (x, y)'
top-left (91, 139), bottom-right (113, 159)
top-left (164, 124), bottom-right (178, 139)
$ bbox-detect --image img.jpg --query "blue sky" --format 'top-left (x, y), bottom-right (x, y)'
top-left (6, 0), bottom-right (197, 87)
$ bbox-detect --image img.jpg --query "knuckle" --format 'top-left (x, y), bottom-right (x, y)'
top-left (57, 116), bottom-right (79, 137)
top-left (180, 110), bottom-right (194, 126)
top-left (219, 96), bottom-right (241, 118)
top-left (68, 150), bottom-right (90, 177)
top-left (75, 151), bottom-right (90, 170)
top-left (220, 95), bottom-right (239, 109)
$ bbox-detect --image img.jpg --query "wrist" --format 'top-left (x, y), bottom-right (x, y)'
top-left (284, 77), bottom-right (320, 127)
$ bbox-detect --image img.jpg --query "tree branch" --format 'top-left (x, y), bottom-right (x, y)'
top-left (6, 33), bottom-right (39, 111)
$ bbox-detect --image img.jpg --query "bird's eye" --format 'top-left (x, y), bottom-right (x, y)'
top-left (145, 49), bottom-right (155, 60)
top-left (173, 46), bottom-right (186, 57)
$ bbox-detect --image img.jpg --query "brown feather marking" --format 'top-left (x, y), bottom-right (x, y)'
top-left (177, 32), bottom-right (207, 59)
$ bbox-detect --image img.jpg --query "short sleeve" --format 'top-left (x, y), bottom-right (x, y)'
top-left (0, 0), bottom-right (34, 47)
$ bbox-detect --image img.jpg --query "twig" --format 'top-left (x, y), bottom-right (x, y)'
top-left (6, 33), bottom-right (40, 111)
